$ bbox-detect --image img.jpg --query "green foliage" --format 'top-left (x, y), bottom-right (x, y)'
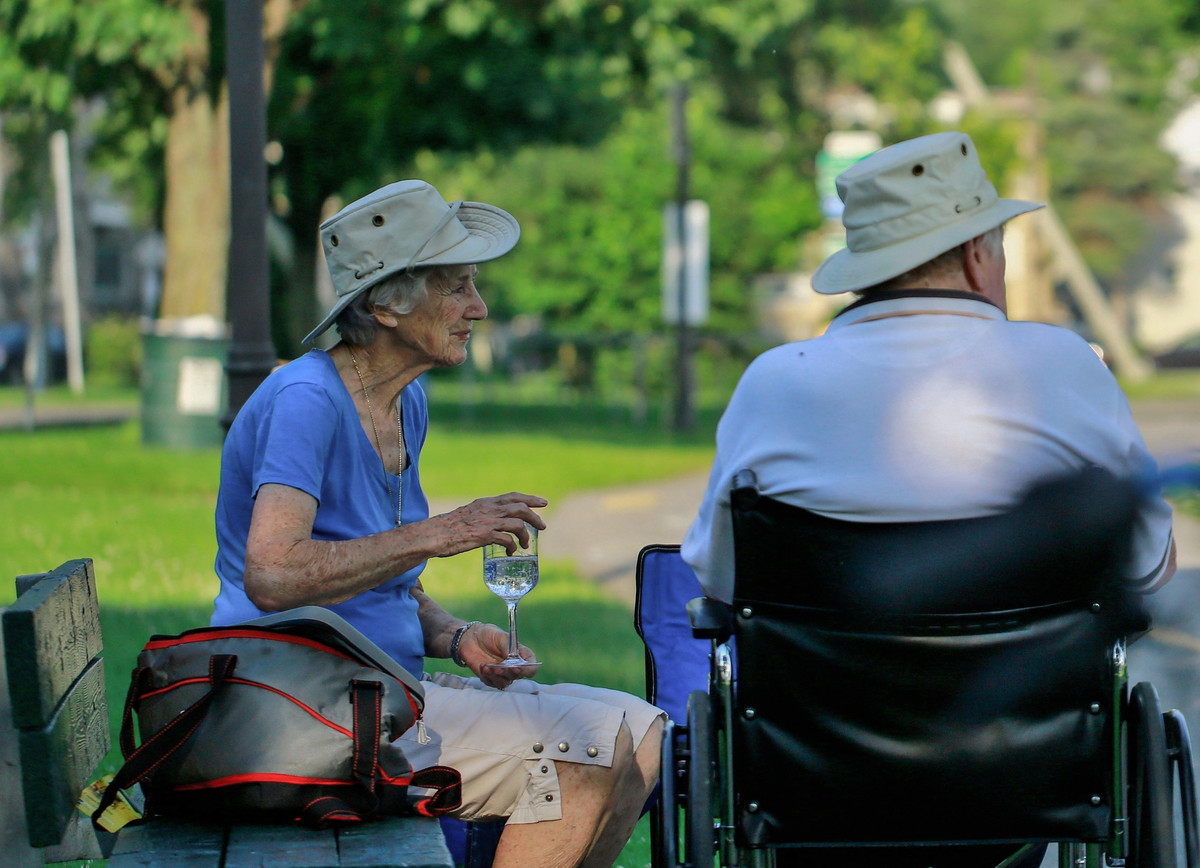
top-left (85, 314), bottom-right (143, 388)
top-left (0, 0), bottom-right (192, 221)
top-left (933, 0), bottom-right (1194, 284)
top-left (406, 93), bottom-right (822, 338)
top-left (811, 5), bottom-right (946, 108)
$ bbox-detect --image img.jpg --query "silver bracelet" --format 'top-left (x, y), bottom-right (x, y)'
top-left (449, 621), bottom-right (481, 668)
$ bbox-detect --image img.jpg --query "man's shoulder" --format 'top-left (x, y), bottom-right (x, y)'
top-left (999, 319), bottom-right (1109, 364)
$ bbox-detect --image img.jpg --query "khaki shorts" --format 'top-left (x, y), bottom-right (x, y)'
top-left (398, 672), bottom-right (665, 824)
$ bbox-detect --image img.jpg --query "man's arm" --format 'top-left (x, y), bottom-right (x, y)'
top-left (1133, 534), bottom-right (1177, 594)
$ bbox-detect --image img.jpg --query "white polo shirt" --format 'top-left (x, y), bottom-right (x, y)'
top-left (681, 290), bottom-right (1175, 603)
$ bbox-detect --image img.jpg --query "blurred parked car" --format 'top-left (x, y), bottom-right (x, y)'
top-left (1153, 334), bottom-right (1200, 369)
top-left (0, 322), bottom-right (67, 385)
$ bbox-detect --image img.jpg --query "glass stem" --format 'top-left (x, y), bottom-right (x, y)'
top-left (506, 600), bottom-right (520, 659)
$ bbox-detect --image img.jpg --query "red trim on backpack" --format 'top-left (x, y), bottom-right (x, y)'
top-left (137, 677), bottom-right (358, 738)
top-left (144, 629), bottom-right (361, 662)
top-left (169, 771), bottom-right (413, 792)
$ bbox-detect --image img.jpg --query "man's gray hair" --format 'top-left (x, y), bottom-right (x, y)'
top-left (869, 224), bottom-right (1004, 293)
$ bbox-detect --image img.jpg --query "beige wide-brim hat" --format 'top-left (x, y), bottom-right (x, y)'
top-left (303, 180), bottom-right (520, 344)
top-left (811, 131), bottom-right (1044, 295)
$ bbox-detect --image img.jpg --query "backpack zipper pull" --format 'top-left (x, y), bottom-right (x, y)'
top-left (416, 717), bottom-right (430, 745)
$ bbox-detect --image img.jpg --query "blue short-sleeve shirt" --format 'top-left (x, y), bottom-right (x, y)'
top-left (212, 350), bottom-right (430, 677)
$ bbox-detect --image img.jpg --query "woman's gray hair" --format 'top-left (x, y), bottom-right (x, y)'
top-left (334, 267), bottom-right (435, 346)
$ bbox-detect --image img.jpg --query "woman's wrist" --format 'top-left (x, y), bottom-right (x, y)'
top-left (449, 621), bottom-right (481, 667)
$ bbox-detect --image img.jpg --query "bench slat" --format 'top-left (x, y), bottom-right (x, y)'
top-left (110, 817), bottom-right (454, 868)
top-left (338, 816), bottom-right (455, 868)
top-left (4, 559), bottom-right (101, 729)
top-left (108, 820), bottom-right (227, 867)
top-left (19, 655), bottom-right (110, 847)
top-left (224, 823), bottom-right (340, 867)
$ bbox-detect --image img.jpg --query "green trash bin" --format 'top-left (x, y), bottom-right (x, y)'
top-left (141, 321), bottom-right (230, 449)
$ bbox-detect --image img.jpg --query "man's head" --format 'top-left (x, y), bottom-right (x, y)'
top-left (811, 131), bottom-right (1043, 297)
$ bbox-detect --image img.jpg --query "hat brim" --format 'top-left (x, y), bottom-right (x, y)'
top-left (303, 201), bottom-right (519, 345)
top-left (811, 199), bottom-right (1044, 295)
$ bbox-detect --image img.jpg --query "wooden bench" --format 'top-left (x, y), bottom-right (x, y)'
top-left (1, 559), bottom-right (454, 867)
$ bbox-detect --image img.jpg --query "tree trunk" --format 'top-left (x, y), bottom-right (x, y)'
top-left (158, 2), bottom-right (229, 322)
top-left (155, 0), bottom-right (300, 323)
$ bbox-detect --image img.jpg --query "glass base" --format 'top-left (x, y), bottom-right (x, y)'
top-left (482, 658), bottom-right (543, 670)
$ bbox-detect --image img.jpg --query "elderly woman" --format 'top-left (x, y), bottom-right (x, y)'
top-left (211, 180), bottom-right (663, 867)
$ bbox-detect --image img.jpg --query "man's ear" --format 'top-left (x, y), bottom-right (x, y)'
top-left (961, 235), bottom-right (989, 293)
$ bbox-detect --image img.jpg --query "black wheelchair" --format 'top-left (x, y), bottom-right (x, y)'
top-left (639, 468), bottom-right (1198, 868)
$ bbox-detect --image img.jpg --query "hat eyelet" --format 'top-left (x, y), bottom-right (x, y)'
top-left (330, 234), bottom-right (339, 247)
top-left (372, 214), bottom-right (385, 227)
top-left (953, 195), bottom-right (983, 214)
top-left (912, 164), bottom-right (924, 177)
top-left (961, 143), bottom-right (968, 156)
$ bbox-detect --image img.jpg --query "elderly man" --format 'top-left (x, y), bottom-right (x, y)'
top-left (682, 130), bottom-right (1176, 604)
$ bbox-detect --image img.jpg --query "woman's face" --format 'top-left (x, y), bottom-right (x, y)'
top-left (394, 264), bottom-right (487, 368)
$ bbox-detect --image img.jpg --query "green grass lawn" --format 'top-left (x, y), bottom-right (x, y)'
top-left (0, 385), bottom-right (719, 867)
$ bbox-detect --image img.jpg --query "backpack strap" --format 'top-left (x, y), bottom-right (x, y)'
top-left (117, 665), bottom-right (152, 759)
top-left (93, 654), bottom-right (238, 829)
top-left (300, 795), bottom-right (367, 828)
top-left (350, 679), bottom-right (383, 798)
top-left (410, 766), bottom-right (464, 817)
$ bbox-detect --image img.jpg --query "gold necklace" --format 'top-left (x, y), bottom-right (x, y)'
top-left (348, 347), bottom-right (404, 527)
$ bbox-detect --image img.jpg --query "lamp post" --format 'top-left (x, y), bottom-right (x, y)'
top-left (222, 0), bottom-right (277, 429)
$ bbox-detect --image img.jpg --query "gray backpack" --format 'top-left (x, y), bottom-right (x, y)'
top-left (96, 607), bottom-right (461, 828)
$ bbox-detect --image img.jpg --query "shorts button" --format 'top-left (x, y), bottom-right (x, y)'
top-left (558, 742), bottom-right (570, 752)
top-left (541, 766), bottom-right (548, 773)
top-left (532, 742), bottom-right (544, 753)
top-left (545, 794), bottom-right (554, 802)
top-left (586, 746), bottom-right (598, 757)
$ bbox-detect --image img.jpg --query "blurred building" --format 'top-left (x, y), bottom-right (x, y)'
top-left (1132, 98), bottom-right (1200, 354)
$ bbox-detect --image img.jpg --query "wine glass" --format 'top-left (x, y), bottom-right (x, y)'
top-left (482, 523), bottom-right (542, 669)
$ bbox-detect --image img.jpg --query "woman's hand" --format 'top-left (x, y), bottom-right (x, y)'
top-left (432, 492), bottom-right (547, 557)
top-left (459, 622), bottom-right (540, 689)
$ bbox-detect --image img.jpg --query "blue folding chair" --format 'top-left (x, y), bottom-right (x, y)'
top-left (634, 544), bottom-right (712, 726)
top-left (635, 543), bottom-right (727, 868)
top-left (440, 816), bottom-right (503, 868)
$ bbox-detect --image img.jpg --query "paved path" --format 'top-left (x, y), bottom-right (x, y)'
top-left (0, 402), bottom-right (135, 431)
top-left (539, 473), bottom-right (708, 604)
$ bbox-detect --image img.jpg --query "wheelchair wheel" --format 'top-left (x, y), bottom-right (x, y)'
top-left (1164, 710), bottom-right (1200, 868)
top-left (1129, 682), bottom-right (1176, 868)
top-left (685, 690), bottom-right (717, 867)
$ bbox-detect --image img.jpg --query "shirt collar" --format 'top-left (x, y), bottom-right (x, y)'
top-left (827, 289), bottom-right (1007, 333)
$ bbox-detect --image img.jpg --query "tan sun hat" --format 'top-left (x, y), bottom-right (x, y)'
top-left (811, 131), bottom-right (1044, 295)
top-left (303, 180), bottom-right (520, 344)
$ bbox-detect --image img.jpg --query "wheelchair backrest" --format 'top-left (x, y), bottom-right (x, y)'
top-left (728, 466), bottom-right (1147, 849)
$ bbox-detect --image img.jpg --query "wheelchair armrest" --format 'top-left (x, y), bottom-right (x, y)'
top-left (687, 596), bottom-right (735, 641)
